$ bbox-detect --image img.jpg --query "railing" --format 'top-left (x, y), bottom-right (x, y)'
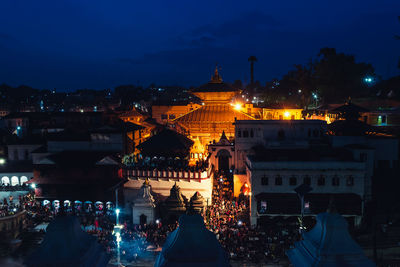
top-left (0, 185), bottom-right (31, 191)
top-left (122, 167), bottom-right (212, 182)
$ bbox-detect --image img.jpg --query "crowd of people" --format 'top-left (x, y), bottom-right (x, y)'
top-left (10, 168), bottom-right (305, 265)
top-left (204, 170), bottom-right (303, 264)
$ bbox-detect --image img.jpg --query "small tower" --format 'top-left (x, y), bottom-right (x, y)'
top-left (188, 191), bottom-right (205, 214)
top-left (132, 179), bottom-right (156, 225)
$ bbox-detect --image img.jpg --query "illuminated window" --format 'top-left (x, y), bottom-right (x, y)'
top-left (20, 176), bottom-right (28, 184)
top-left (289, 176), bottom-right (297, 186)
top-left (1, 176), bottom-right (10, 185)
top-left (275, 175), bottom-right (282, 185)
top-left (11, 176), bottom-right (19, 186)
top-left (261, 175), bottom-right (268, 185)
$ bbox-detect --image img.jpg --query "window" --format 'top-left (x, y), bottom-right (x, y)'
top-left (237, 130), bottom-right (242, 137)
top-left (259, 201), bottom-right (267, 214)
top-left (360, 153), bottom-right (367, 162)
top-left (261, 175), bottom-right (268, 185)
top-left (161, 114), bottom-right (168, 120)
top-left (303, 176), bottom-right (311, 186)
top-left (289, 176), bottom-right (297, 186)
top-left (346, 175), bottom-right (354, 186)
top-left (317, 175), bottom-right (325, 186)
top-left (313, 129), bottom-right (319, 137)
top-left (243, 130), bottom-right (249, 138)
top-left (275, 175), bottom-right (282, 185)
top-left (332, 175), bottom-right (340, 186)
top-left (250, 129), bottom-right (254, 138)
top-left (14, 150), bottom-right (18, 160)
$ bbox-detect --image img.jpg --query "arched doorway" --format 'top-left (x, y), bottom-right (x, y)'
top-left (140, 214), bottom-right (147, 225)
top-left (216, 149), bottom-right (231, 172)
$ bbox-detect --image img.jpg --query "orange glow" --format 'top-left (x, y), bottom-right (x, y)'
top-left (284, 111), bottom-right (290, 118)
top-left (233, 103), bottom-right (242, 111)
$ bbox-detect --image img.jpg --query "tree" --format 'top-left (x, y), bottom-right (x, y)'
top-left (314, 48), bottom-right (374, 102)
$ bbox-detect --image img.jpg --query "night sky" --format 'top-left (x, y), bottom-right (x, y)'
top-left (1, 0), bottom-right (399, 90)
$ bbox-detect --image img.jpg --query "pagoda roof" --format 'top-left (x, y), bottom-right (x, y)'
top-left (332, 102), bottom-right (369, 113)
top-left (137, 128), bottom-right (193, 158)
top-left (173, 104), bottom-right (254, 124)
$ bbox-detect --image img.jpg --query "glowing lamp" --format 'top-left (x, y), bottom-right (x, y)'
top-left (116, 208), bottom-right (120, 215)
top-left (238, 220), bottom-right (243, 226)
top-left (31, 183), bottom-right (36, 189)
top-left (156, 219), bottom-right (160, 224)
top-left (284, 111), bottom-right (290, 118)
top-left (17, 126), bottom-right (21, 130)
top-left (0, 158), bottom-right (5, 165)
top-left (234, 103), bottom-right (242, 111)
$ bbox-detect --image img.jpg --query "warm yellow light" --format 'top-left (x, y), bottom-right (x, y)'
top-left (284, 111), bottom-right (290, 118)
top-left (234, 103), bottom-right (242, 111)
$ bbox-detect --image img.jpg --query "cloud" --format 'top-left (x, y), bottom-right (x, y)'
top-left (176, 11), bottom-right (279, 48)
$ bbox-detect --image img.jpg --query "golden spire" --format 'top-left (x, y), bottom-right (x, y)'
top-left (210, 64), bottom-right (222, 83)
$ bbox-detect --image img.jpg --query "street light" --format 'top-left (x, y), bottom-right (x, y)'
top-left (0, 158), bottom-right (5, 165)
top-left (116, 208), bottom-right (120, 225)
top-left (30, 183), bottom-right (36, 189)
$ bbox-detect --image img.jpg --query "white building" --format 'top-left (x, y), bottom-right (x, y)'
top-left (246, 148), bottom-right (367, 226)
top-left (234, 120), bottom-right (327, 173)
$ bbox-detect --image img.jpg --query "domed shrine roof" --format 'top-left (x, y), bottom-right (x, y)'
top-left (154, 214), bottom-right (230, 267)
top-left (286, 209), bottom-right (375, 267)
top-left (188, 191), bottom-right (205, 214)
top-left (164, 183), bottom-right (186, 212)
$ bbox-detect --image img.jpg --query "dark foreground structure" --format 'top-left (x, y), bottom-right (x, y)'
top-left (155, 214), bottom-right (230, 267)
top-left (287, 209), bottom-right (375, 267)
top-left (25, 216), bottom-right (110, 267)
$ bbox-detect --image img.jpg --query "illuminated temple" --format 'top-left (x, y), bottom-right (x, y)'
top-left (172, 67), bottom-right (255, 151)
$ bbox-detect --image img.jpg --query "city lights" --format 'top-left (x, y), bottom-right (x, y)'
top-left (364, 77), bottom-right (373, 83)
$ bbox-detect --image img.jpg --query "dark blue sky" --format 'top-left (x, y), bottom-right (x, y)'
top-left (1, 0), bottom-right (399, 90)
